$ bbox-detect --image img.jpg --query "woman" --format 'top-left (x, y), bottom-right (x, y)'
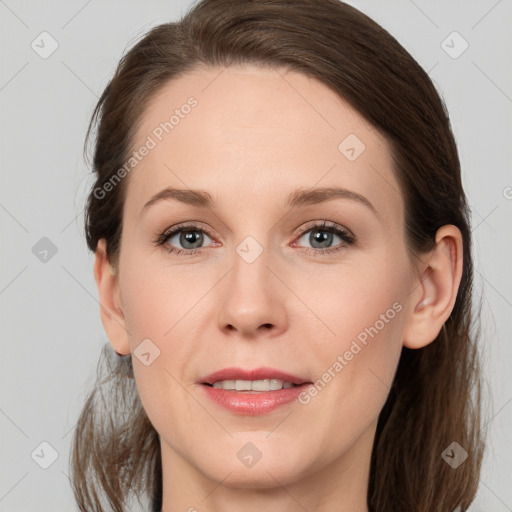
top-left (70, 0), bottom-right (485, 510)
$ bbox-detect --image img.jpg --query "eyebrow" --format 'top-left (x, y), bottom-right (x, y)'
top-left (141, 186), bottom-right (378, 217)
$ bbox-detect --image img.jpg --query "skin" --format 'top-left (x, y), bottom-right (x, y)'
top-left (94, 64), bottom-right (463, 512)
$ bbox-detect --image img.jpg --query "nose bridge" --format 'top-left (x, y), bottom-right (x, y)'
top-left (230, 231), bottom-right (274, 297)
top-left (217, 229), bottom-right (287, 335)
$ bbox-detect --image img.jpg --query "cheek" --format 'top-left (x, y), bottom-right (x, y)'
top-left (302, 254), bottom-right (406, 349)
top-left (299, 255), bottom-right (407, 417)
top-left (119, 255), bottom-right (186, 344)
top-left (311, 289), bottom-right (404, 395)
top-left (297, 300), bottom-right (404, 459)
top-left (118, 254), bottom-right (202, 419)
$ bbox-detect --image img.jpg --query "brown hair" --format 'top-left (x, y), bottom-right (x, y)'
top-left (71, 0), bottom-right (485, 510)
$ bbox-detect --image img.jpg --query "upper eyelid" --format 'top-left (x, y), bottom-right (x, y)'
top-left (297, 220), bottom-right (353, 236)
top-left (160, 221), bottom-right (353, 245)
top-left (161, 221), bottom-right (212, 237)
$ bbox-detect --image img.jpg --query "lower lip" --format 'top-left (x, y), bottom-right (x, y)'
top-left (200, 384), bottom-right (311, 415)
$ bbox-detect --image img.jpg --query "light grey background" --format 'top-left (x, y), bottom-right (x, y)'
top-left (0, 0), bottom-right (511, 510)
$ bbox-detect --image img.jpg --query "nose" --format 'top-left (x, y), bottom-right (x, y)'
top-left (216, 242), bottom-right (288, 339)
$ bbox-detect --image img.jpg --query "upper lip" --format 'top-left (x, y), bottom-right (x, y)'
top-left (200, 367), bottom-right (310, 385)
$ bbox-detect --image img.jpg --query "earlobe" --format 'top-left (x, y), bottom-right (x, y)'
top-left (403, 225), bottom-right (463, 349)
top-left (94, 239), bottom-right (131, 355)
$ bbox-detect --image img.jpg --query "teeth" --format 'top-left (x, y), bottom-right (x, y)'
top-left (211, 379), bottom-right (296, 391)
top-left (236, 380), bottom-right (252, 391)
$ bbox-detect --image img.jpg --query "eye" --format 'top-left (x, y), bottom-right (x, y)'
top-left (293, 221), bottom-right (356, 255)
top-left (155, 223), bottom-right (214, 255)
top-left (155, 220), bottom-right (356, 257)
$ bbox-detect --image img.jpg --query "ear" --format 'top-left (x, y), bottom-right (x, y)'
top-left (402, 225), bottom-right (463, 349)
top-left (94, 239), bottom-right (131, 355)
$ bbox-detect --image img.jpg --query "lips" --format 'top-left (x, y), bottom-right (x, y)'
top-left (200, 367), bottom-right (310, 386)
top-left (198, 367), bottom-right (313, 415)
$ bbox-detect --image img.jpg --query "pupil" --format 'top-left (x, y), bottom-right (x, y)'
top-left (181, 230), bottom-right (203, 249)
top-left (311, 230), bottom-right (332, 248)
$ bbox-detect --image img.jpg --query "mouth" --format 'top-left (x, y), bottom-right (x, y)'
top-left (202, 379), bottom-right (304, 392)
top-left (199, 369), bottom-right (313, 415)
top-left (199, 366), bottom-right (311, 390)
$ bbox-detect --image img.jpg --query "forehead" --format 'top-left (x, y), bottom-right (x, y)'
top-left (125, 64), bottom-right (402, 224)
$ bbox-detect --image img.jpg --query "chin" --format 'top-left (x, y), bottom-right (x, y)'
top-left (199, 454), bottom-right (309, 489)
top-left (212, 466), bottom-right (298, 489)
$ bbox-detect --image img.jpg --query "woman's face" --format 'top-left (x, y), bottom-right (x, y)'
top-left (104, 64), bottom-right (423, 494)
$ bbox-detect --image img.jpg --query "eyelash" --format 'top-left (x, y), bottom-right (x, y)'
top-left (154, 220), bottom-right (356, 257)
